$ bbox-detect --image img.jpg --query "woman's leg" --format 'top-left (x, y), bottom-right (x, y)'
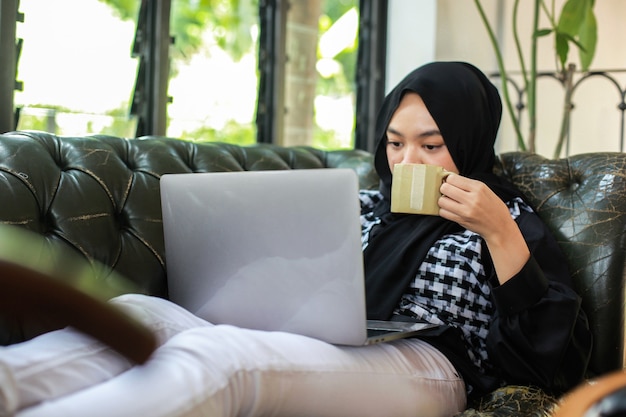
top-left (18, 324), bottom-right (466, 417)
top-left (0, 294), bottom-right (209, 415)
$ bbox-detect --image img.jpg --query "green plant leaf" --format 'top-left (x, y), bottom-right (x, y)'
top-left (555, 32), bottom-right (570, 68)
top-left (557, 0), bottom-right (590, 36)
top-left (559, 31), bottom-right (586, 52)
top-left (578, 8), bottom-right (597, 70)
top-left (535, 28), bottom-right (553, 37)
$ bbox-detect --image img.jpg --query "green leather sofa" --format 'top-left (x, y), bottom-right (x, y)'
top-left (0, 130), bottom-right (625, 416)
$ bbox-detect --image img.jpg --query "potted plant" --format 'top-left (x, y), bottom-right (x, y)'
top-left (474, 0), bottom-right (597, 157)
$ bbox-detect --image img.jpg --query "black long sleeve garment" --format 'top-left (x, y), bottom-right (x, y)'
top-left (413, 208), bottom-right (593, 399)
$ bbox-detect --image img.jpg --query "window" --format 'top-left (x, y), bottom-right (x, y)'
top-left (282, 0), bottom-right (359, 149)
top-left (259, 0), bottom-right (359, 149)
top-left (166, 0), bottom-right (359, 149)
top-left (165, 0), bottom-right (259, 145)
top-left (7, 0), bottom-right (366, 150)
top-left (14, 0), bottom-right (138, 137)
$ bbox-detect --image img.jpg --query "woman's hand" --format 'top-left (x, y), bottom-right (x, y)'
top-left (438, 174), bottom-right (509, 239)
top-left (438, 174), bottom-right (530, 284)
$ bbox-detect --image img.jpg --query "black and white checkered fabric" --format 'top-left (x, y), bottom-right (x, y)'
top-left (360, 190), bottom-right (532, 374)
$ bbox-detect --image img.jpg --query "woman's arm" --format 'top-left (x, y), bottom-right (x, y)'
top-left (439, 175), bottom-right (592, 392)
top-left (438, 173), bottom-right (529, 284)
top-left (486, 253), bottom-right (592, 393)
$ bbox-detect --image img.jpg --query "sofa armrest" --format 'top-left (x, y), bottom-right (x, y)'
top-left (0, 225), bottom-right (157, 364)
top-left (496, 151), bottom-right (626, 376)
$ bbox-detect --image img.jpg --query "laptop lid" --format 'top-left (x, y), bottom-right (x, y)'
top-left (160, 169), bottom-right (369, 345)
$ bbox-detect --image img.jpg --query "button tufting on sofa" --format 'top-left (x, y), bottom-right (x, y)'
top-left (0, 131), bottom-right (378, 329)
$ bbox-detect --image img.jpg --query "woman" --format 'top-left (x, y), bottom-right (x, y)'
top-left (360, 61), bottom-right (591, 397)
top-left (0, 62), bottom-right (591, 417)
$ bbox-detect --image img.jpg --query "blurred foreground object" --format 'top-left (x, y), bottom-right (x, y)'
top-left (0, 224), bottom-right (157, 364)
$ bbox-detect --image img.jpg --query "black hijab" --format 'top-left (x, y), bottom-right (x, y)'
top-left (364, 61), bottom-right (524, 320)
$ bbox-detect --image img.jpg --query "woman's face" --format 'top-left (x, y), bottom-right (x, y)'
top-left (385, 92), bottom-right (459, 174)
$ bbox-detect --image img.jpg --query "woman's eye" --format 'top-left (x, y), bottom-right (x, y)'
top-left (424, 144), bottom-right (441, 150)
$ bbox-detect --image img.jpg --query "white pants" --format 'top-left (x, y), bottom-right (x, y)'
top-left (0, 294), bottom-right (466, 417)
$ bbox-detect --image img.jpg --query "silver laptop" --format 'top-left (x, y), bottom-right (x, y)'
top-left (160, 168), bottom-right (435, 346)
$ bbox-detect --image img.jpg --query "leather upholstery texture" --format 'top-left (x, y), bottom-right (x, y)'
top-left (495, 152), bottom-right (626, 377)
top-left (0, 131), bottom-right (624, 384)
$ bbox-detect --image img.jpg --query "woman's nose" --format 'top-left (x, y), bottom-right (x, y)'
top-left (401, 150), bottom-right (421, 165)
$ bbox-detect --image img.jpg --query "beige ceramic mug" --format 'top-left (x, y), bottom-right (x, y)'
top-left (390, 164), bottom-right (450, 216)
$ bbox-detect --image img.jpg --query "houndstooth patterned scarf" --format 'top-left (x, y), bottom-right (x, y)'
top-left (360, 189), bottom-right (532, 374)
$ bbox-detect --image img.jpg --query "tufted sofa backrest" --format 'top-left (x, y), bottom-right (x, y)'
top-left (495, 152), bottom-right (626, 377)
top-left (0, 131), bottom-right (377, 299)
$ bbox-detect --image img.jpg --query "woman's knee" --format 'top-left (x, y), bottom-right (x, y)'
top-left (109, 294), bottom-right (211, 345)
